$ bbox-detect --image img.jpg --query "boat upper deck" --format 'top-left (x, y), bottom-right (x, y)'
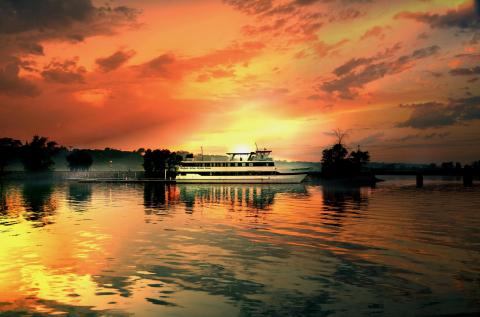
top-left (180, 161), bottom-right (275, 167)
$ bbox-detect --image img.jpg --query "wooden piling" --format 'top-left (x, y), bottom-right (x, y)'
top-left (463, 166), bottom-right (473, 187)
top-left (416, 173), bottom-right (423, 187)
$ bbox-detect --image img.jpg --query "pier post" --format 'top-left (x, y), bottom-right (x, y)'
top-left (416, 173), bottom-right (423, 188)
top-left (463, 166), bottom-right (473, 187)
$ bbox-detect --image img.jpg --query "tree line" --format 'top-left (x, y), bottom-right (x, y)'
top-left (0, 135), bottom-right (185, 177)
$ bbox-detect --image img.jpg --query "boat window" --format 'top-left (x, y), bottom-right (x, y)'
top-left (249, 163), bottom-right (253, 166)
top-left (242, 163), bottom-right (246, 167)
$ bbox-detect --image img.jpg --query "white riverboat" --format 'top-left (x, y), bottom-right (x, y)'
top-left (176, 149), bottom-right (307, 183)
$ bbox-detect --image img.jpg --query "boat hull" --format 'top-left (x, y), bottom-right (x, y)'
top-left (176, 173), bottom-right (307, 184)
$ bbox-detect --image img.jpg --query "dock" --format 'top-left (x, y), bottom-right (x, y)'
top-left (73, 178), bottom-right (176, 183)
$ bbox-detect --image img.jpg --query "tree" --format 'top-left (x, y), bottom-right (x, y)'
top-left (21, 135), bottom-right (60, 172)
top-left (166, 152), bottom-right (183, 178)
top-left (349, 149), bottom-right (370, 173)
top-left (441, 162), bottom-right (454, 169)
top-left (143, 149), bottom-right (183, 178)
top-left (66, 150), bottom-right (93, 171)
top-left (0, 138), bottom-right (22, 175)
top-left (321, 130), bottom-right (370, 178)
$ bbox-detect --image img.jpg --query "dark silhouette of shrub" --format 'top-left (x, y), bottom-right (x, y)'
top-left (66, 150), bottom-right (93, 171)
top-left (21, 135), bottom-right (60, 172)
top-left (143, 149), bottom-right (183, 178)
top-left (0, 137), bottom-right (22, 175)
top-left (321, 131), bottom-right (370, 178)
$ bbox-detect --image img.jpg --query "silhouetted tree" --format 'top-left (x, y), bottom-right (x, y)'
top-left (21, 136), bottom-right (60, 172)
top-left (0, 137), bottom-right (22, 175)
top-left (321, 137), bottom-right (370, 178)
top-left (441, 162), bottom-right (454, 170)
top-left (166, 153), bottom-right (183, 178)
top-left (143, 149), bottom-right (183, 178)
top-left (321, 143), bottom-right (349, 176)
top-left (349, 149), bottom-right (370, 174)
top-left (66, 150), bottom-right (93, 171)
top-left (472, 160), bottom-right (480, 176)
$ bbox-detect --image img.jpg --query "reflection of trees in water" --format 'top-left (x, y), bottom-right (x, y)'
top-left (0, 182), bottom-right (7, 214)
top-left (320, 183), bottom-right (371, 228)
top-left (0, 183), bottom-right (24, 219)
top-left (178, 184), bottom-right (308, 212)
top-left (67, 183), bottom-right (92, 211)
top-left (22, 182), bottom-right (57, 226)
top-left (143, 183), bottom-right (179, 214)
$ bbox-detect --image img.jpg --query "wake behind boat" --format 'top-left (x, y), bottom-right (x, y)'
top-left (176, 148), bottom-right (307, 184)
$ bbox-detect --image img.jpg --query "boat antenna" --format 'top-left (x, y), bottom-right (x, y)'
top-left (201, 146), bottom-right (204, 161)
top-left (255, 142), bottom-right (258, 151)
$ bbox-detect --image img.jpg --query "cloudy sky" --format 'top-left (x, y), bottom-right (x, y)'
top-left (0, 0), bottom-right (479, 162)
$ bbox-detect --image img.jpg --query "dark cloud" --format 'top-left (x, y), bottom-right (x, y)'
top-left (396, 3), bottom-right (479, 30)
top-left (307, 94), bottom-right (321, 100)
top-left (41, 58), bottom-right (86, 84)
top-left (417, 32), bottom-right (429, 40)
top-left (0, 1), bottom-right (137, 48)
top-left (411, 45), bottom-right (440, 58)
top-left (356, 132), bottom-right (384, 145)
top-left (222, 0), bottom-right (272, 15)
top-left (294, 0), bottom-right (320, 5)
top-left (333, 42), bottom-right (401, 76)
top-left (264, 3), bottom-right (297, 16)
top-left (393, 132), bottom-right (450, 142)
top-left (330, 8), bottom-right (365, 22)
top-left (449, 66), bottom-right (480, 76)
top-left (397, 96), bottom-right (480, 129)
top-left (321, 45), bottom-right (439, 99)
top-left (139, 41), bottom-right (264, 80)
top-left (141, 54), bottom-right (177, 78)
top-left (0, 0), bottom-right (138, 95)
top-left (0, 60), bottom-right (40, 97)
top-left (0, 0), bottom-right (94, 34)
top-left (333, 57), bottom-right (372, 76)
top-left (295, 0), bottom-right (372, 6)
top-left (242, 19), bottom-right (287, 36)
top-left (313, 39), bottom-right (348, 57)
top-left (360, 26), bottom-right (385, 40)
top-left (96, 50), bottom-right (136, 73)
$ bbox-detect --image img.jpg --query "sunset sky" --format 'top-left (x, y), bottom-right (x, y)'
top-left (0, 0), bottom-right (479, 163)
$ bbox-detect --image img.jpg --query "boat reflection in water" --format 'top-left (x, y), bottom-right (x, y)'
top-left (143, 183), bottom-right (310, 214)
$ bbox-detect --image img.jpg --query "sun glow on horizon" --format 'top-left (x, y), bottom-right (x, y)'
top-left (231, 144), bottom-right (253, 154)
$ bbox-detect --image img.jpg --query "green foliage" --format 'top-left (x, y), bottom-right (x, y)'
top-left (66, 150), bottom-right (93, 171)
top-left (0, 137), bottom-right (22, 174)
top-left (143, 149), bottom-right (183, 178)
top-left (21, 135), bottom-right (60, 172)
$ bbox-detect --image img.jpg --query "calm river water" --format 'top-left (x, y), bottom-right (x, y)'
top-left (0, 176), bottom-right (479, 316)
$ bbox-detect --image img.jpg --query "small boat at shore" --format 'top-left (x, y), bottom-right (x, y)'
top-left (176, 148), bottom-right (307, 184)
